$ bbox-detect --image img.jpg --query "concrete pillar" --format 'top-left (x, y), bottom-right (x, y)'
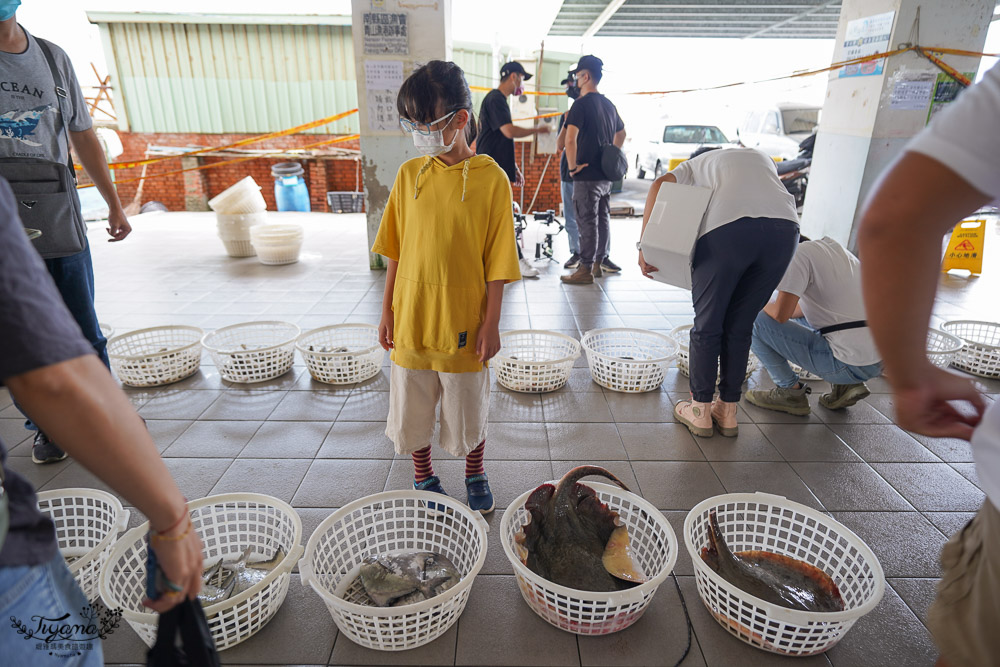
top-left (181, 156), bottom-right (209, 211)
top-left (351, 0), bottom-right (452, 269)
top-left (801, 0), bottom-right (992, 249)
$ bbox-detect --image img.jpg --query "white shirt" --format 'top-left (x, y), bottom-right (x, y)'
top-left (776, 237), bottom-right (881, 366)
top-left (670, 148), bottom-right (799, 236)
top-left (906, 61), bottom-right (1000, 511)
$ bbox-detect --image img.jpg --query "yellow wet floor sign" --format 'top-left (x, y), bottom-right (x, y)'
top-left (942, 218), bottom-right (986, 274)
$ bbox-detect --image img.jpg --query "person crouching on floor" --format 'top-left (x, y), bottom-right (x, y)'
top-left (373, 60), bottom-right (522, 514)
top-left (745, 235), bottom-right (883, 415)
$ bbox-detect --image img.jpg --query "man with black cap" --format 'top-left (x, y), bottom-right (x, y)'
top-left (561, 55), bottom-right (626, 285)
top-left (476, 61), bottom-right (551, 278)
top-left (556, 73), bottom-right (582, 268)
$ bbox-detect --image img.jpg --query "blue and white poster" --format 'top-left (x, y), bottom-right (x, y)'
top-left (839, 11), bottom-right (895, 78)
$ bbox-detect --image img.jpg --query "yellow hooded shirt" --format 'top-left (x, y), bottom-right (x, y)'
top-left (371, 154), bottom-right (521, 373)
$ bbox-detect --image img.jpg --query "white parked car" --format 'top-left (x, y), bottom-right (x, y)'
top-left (635, 124), bottom-right (735, 179)
top-left (738, 104), bottom-right (820, 160)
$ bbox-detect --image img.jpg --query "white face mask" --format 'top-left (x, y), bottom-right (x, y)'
top-left (409, 112), bottom-right (459, 157)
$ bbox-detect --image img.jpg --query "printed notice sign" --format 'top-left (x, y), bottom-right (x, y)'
top-left (367, 89), bottom-right (399, 133)
top-left (839, 11), bottom-right (895, 78)
top-left (363, 12), bottom-right (409, 55)
top-left (365, 60), bottom-right (404, 90)
top-left (890, 73), bottom-right (935, 111)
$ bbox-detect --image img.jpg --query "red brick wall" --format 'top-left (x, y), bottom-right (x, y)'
top-left (513, 146), bottom-right (562, 214)
top-left (108, 132), bottom-right (363, 212)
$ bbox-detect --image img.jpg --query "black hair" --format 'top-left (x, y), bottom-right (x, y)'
top-left (579, 68), bottom-right (602, 84)
top-left (396, 60), bottom-right (478, 145)
top-left (689, 146), bottom-right (721, 159)
top-left (798, 234), bottom-right (812, 243)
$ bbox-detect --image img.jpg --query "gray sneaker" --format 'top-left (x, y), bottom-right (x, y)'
top-left (819, 383), bottom-right (871, 410)
top-left (744, 385), bottom-right (812, 416)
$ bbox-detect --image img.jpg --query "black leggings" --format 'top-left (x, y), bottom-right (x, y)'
top-left (689, 217), bottom-right (799, 403)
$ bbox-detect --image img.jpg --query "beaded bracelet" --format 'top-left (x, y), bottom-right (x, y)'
top-left (150, 517), bottom-right (193, 543)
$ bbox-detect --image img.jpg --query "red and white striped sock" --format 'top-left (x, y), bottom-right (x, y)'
top-left (465, 441), bottom-right (485, 478)
top-left (412, 446), bottom-right (434, 484)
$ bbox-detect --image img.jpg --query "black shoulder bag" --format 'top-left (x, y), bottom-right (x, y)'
top-left (147, 598), bottom-right (221, 667)
top-left (0, 37), bottom-right (87, 259)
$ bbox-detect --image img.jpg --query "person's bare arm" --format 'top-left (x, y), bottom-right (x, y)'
top-left (556, 123), bottom-right (567, 152)
top-left (613, 128), bottom-right (626, 148)
top-left (500, 123), bottom-right (550, 139)
top-left (7, 355), bottom-right (202, 610)
top-left (762, 292), bottom-right (800, 323)
top-left (476, 280), bottom-right (504, 363)
top-left (858, 151), bottom-right (988, 439)
top-left (378, 258), bottom-right (398, 350)
top-left (70, 129), bottom-right (131, 242)
top-left (637, 172), bottom-right (677, 278)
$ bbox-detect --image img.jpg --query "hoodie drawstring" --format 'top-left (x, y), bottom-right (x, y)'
top-left (413, 157), bottom-right (472, 203)
top-left (461, 160), bottom-right (470, 202)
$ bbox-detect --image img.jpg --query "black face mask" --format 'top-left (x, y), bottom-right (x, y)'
top-left (566, 85), bottom-right (580, 100)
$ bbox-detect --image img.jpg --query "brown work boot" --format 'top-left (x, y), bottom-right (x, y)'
top-left (561, 265), bottom-right (595, 285)
top-left (592, 262), bottom-right (604, 278)
top-left (711, 398), bottom-right (739, 437)
top-left (675, 399), bottom-right (713, 437)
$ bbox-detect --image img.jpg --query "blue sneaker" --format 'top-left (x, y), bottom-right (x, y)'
top-left (414, 475), bottom-right (448, 512)
top-left (465, 474), bottom-right (495, 515)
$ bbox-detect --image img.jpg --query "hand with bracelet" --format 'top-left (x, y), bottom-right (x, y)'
top-left (143, 499), bottom-right (204, 612)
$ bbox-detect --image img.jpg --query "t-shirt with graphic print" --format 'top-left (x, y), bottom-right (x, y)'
top-left (0, 26), bottom-right (92, 166)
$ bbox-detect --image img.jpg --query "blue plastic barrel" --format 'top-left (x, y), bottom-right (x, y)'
top-left (272, 162), bottom-right (311, 212)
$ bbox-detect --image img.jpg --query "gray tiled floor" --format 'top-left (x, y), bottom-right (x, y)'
top-left (21, 212), bottom-right (1000, 666)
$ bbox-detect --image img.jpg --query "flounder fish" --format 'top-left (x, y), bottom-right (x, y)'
top-left (515, 465), bottom-right (647, 592)
top-left (198, 546), bottom-right (285, 606)
top-left (700, 510), bottom-right (845, 612)
top-left (358, 551), bottom-right (461, 607)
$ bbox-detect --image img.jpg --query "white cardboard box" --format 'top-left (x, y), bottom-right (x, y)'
top-left (639, 181), bottom-right (712, 290)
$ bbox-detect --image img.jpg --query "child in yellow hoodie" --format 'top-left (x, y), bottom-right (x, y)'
top-left (372, 61), bottom-right (521, 514)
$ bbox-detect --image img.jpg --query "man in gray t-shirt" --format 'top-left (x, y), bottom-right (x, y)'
top-left (0, 14), bottom-right (131, 465)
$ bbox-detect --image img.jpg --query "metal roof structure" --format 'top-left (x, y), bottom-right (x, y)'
top-left (547, 0), bottom-right (844, 39)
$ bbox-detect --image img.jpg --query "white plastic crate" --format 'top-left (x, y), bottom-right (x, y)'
top-left (926, 328), bottom-right (965, 369)
top-left (299, 490), bottom-right (488, 651)
top-left (684, 493), bottom-right (884, 656)
top-left (297, 324), bottom-right (384, 384)
top-left (670, 324), bottom-right (758, 382)
top-left (494, 330), bottom-right (581, 393)
top-left (942, 320), bottom-right (1000, 378)
top-left (37, 489), bottom-right (129, 602)
top-left (107, 325), bottom-right (205, 387)
top-left (582, 328), bottom-right (679, 393)
top-left (501, 480), bottom-right (678, 635)
top-left (202, 321), bottom-right (300, 383)
top-left (99, 493), bottom-right (303, 651)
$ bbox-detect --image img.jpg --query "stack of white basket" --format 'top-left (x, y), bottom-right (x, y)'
top-left (250, 224), bottom-right (305, 265)
top-left (209, 176), bottom-right (268, 257)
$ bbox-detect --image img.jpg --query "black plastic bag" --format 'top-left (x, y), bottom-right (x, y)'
top-left (147, 598), bottom-right (221, 667)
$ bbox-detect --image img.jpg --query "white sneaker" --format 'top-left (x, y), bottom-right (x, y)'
top-left (519, 257), bottom-right (540, 278)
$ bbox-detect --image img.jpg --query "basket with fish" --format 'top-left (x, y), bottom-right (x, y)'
top-left (296, 324), bottom-right (384, 384)
top-left (670, 325), bottom-right (759, 382)
top-left (501, 466), bottom-right (678, 635)
top-left (107, 325), bottom-right (205, 387)
top-left (201, 321), bottom-right (300, 383)
top-left (99, 493), bottom-right (303, 650)
top-left (37, 489), bottom-right (130, 603)
top-left (942, 320), bottom-right (1000, 378)
top-left (581, 328), bottom-right (679, 393)
top-left (299, 489), bottom-right (488, 651)
top-left (926, 328), bottom-right (964, 368)
top-left (493, 330), bottom-right (581, 393)
top-left (684, 493), bottom-right (885, 656)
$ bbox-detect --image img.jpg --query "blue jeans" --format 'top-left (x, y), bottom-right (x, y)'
top-left (561, 180), bottom-right (580, 255)
top-left (18, 242), bottom-right (109, 431)
top-left (0, 553), bottom-right (105, 666)
top-left (751, 313), bottom-right (883, 388)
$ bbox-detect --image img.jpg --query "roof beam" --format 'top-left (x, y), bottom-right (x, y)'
top-left (582, 0), bottom-right (629, 38)
top-left (743, 0), bottom-right (841, 39)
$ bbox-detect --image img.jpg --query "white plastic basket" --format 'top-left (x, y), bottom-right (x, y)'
top-left (501, 480), bottom-right (678, 635)
top-left (107, 325), bottom-right (205, 387)
top-left (942, 320), bottom-right (1000, 378)
top-left (670, 324), bottom-right (758, 382)
top-left (299, 490), bottom-right (488, 651)
top-left (220, 238), bottom-right (256, 258)
top-left (216, 211), bottom-right (267, 232)
top-left (581, 328), bottom-right (679, 393)
top-left (927, 328), bottom-right (965, 369)
top-left (37, 489), bottom-right (129, 603)
top-left (251, 224), bottom-right (304, 265)
top-left (208, 176), bottom-right (267, 214)
top-left (99, 322), bottom-right (114, 340)
top-left (684, 493), bottom-right (885, 656)
top-left (494, 330), bottom-right (581, 393)
top-left (296, 324), bottom-right (384, 384)
top-left (202, 321), bottom-right (300, 383)
top-left (99, 493), bottom-right (303, 651)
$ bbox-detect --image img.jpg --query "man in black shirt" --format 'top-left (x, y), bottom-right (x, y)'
top-left (476, 61), bottom-right (550, 278)
top-left (561, 55), bottom-right (626, 285)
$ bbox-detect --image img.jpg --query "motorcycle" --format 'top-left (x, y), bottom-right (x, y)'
top-left (775, 133), bottom-right (815, 210)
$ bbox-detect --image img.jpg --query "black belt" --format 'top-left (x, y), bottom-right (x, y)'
top-left (818, 320), bottom-right (867, 336)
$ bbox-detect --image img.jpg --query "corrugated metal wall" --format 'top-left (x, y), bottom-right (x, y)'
top-left (105, 21), bottom-right (358, 134)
